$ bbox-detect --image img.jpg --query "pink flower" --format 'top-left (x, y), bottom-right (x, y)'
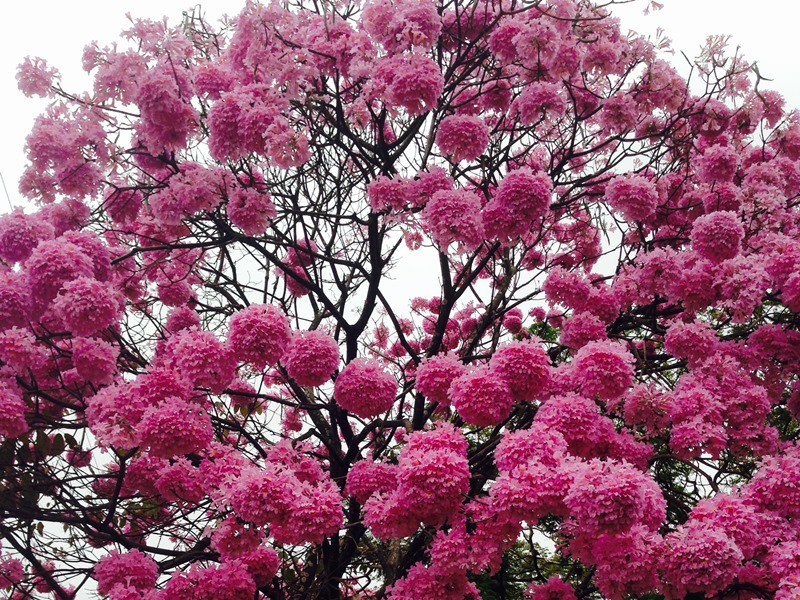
top-left (164, 328), bottom-right (236, 394)
top-left (663, 320), bottom-right (718, 367)
top-left (16, 56), bottom-right (59, 97)
top-left (604, 175), bottom-right (658, 222)
top-left (165, 305), bottom-right (201, 333)
top-left (282, 329), bottom-right (339, 387)
top-left (690, 210), bottom-right (744, 263)
top-left (513, 82), bottom-right (566, 125)
top-left (0, 271), bottom-right (31, 330)
top-left (502, 307), bottom-right (523, 334)
top-left (94, 550), bottom-right (158, 596)
top-left (0, 380), bottom-right (28, 439)
top-left (25, 238), bottom-right (95, 309)
top-left (571, 341), bottom-right (634, 401)
top-left (661, 522), bottom-right (744, 598)
top-left (367, 176), bottom-right (411, 212)
top-left (334, 357), bottom-right (397, 418)
top-left (227, 186), bottom-right (276, 235)
top-left (420, 189), bottom-right (485, 253)
top-left (0, 555), bottom-right (25, 590)
top-left (448, 365), bottom-right (514, 426)
top-left (495, 423), bottom-right (569, 472)
top-left (0, 209), bottom-right (55, 264)
top-left (489, 340), bottom-right (551, 401)
top-left (52, 277), bottom-right (123, 337)
top-left (72, 337), bottom-right (118, 385)
top-left (408, 167), bottom-right (454, 208)
top-left (139, 398), bottom-right (214, 458)
top-left (346, 460), bottom-right (397, 503)
top-left (565, 459), bottom-right (665, 534)
top-left (598, 94), bottom-right (638, 134)
top-left (435, 115), bottom-right (490, 163)
top-left (161, 561), bottom-right (256, 600)
top-left (483, 168), bottom-right (552, 241)
top-left (376, 53), bottom-right (444, 116)
top-left (154, 457), bottom-right (205, 503)
top-left (61, 230), bottom-right (113, 282)
top-left (697, 144), bottom-right (738, 183)
top-left (226, 304), bottom-right (291, 371)
top-left (134, 62), bottom-right (198, 153)
top-left (524, 576), bottom-right (577, 600)
top-left (559, 311), bottom-right (606, 349)
top-left (362, 0), bottom-right (442, 52)
top-left (415, 353), bottom-right (467, 406)
top-left (365, 424), bottom-right (469, 537)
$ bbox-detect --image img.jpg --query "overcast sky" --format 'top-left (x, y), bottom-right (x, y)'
top-left (0, 0), bottom-right (797, 211)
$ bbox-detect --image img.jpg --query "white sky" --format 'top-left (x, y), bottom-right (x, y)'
top-left (0, 0), bottom-right (798, 210)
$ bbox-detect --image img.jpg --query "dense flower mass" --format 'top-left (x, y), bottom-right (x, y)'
top-left (571, 341), bottom-right (635, 401)
top-left (226, 304), bottom-right (291, 370)
top-left (483, 168), bottom-right (552, 240)
top-left (7, 1), bottom-right (800, 598)
top-left (414, 352), bottom-right (466, 406)
top-left (93, 550), bottom-right (158, 596)
top-left (690, 210), bottom-right (745, 262)
top-left (604, 175), bottom-right (659, 222)
top-left (334, 357), bottom-right (397, 417)
top-left (51, 277), bottom-right (123, 336)
top-left (448, 365), bottom-right (514, 426)
top-left (489, 340), bottom-right (551, 401)
top-left (435, 115), bottom-right (490, 163)
top-left (282, 330), bottom-right (339, 387)
top-left (420, 189), bottom-right (485, 252)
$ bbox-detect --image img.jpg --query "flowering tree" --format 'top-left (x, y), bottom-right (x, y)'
top-left (3, 0), bottom-right (800, 597)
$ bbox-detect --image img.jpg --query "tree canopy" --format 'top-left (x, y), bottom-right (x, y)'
top-left (2, 0), bottom-right (800, 598)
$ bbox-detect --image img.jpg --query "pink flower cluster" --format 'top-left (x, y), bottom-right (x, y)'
top-left (367, 176), bottom-right (411, 213)
top-left (489, 340), bottom-right (551, 401)
top-left (604, 174), bottom-right (658, 222)
top-left (334, 357), bottom-right (397, 418)
top-left (448, 365), bottom-right (514, 426)
top-left (93, 549), bottom-right (158, 596)
top-left (227, 445), bottom-right (343, 545)
top-left (420, 189), bottom-right (485, 253)
top-left (571, 340), bottom-right (634, 401)
top-left (226, 304), bottom-right (291, 371)
top-left (0, 209), bottom-right (54, 264)
top-left (483, 168), bottom-right (552, 241)
top-left (16, 56), bottom-right (59, 97)
top-left (362, 0), bottom-right (441, 52)
top-left (282, 329), bottom-right (339, 387)
top-left (163, 328), bottom-right (236, 394)
top-left (690, 210), bottom-right (744, 263)
top-left (435, 115), bottom-right (490, 163)
top-left (0, 380), bottom-right (28, 439)
top-left (414, 352), bottom-right (466, 406)
top-left (52, 277), bottom-right (123, 337)
top-left (374, 53), bottom-right (444, 116)
top-left (354, 424), bottom-right (469, 538)
top-left (226, 185), bottom-right (277, 235)
top-left (138, 398), bottom-right (214, 459)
